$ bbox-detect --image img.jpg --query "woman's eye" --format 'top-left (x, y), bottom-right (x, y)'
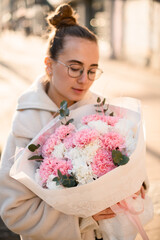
top-left (71, 68), bottom-right (80, 72)
top-left (70, 65), bottom-right (82, 72)
top-left (89, 69), bottom-right (97, 74)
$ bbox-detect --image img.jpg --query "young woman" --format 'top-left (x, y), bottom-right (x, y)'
top-left (0, 4), bottom-right (117, 240)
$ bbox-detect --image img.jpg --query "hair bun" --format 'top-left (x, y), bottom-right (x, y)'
top-left (48, 4), bottom-right (77, 29)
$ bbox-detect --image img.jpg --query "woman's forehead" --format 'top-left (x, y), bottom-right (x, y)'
top-left (63, 35), bottom-right (97, 48)
top-left (60, 36), bottom-right (99, 62)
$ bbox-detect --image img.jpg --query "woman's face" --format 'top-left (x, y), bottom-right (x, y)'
top-left (48, 36), bottom-right (99, 107)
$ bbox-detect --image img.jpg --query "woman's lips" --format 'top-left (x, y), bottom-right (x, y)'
top-left (72, 88), bottom-right (85, 94)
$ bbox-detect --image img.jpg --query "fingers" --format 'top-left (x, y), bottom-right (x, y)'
top-left (133, 186), bottom-right (146, 199)
top-left (140, 185), bottom-right (145, 199)
top-left (98, 208), bottom-right (113, 214)
top-left (92, 208), bottom-right (116, 221)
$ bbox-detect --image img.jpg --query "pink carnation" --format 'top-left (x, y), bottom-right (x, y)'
top-left (55, 123), bottom-right (75, 140)
top-left (73, 129), bottom-right (98, 148)
top-left (36, 134), bottom-right (47, 155)
top-left (100, 132), bottom-right (125, 151)
top-left (91, 149), bottom-right (116, 177)
top-left (41, 123), bottom-right (75, 158)
top-left (82, 114), bottom-right (108, 124)
top-left (39, 158), bottom-right (72, 183)
top-left (63, 133), bottom-right (75, 149)
top-left (41, 135), bottom-right (59, 158)
top-left (82, 114), bottom-right (119, 126)
top-left (106, 116), bottom-right (119, 126)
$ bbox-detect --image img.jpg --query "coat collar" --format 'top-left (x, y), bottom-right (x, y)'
top-left (17, 75), bottom-right (98, 112)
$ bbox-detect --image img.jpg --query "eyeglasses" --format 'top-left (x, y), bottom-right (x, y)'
top-left (57, 60), bottom-right (103, 81)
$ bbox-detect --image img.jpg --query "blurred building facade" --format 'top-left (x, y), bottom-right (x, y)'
top-left (0, 0), bottom-right (160, 70)
top-left (0, 0), bottom-right (54, 35)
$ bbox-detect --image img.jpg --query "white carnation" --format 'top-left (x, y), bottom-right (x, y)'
top-left (66, 147), bottom-right (83, 162)
top-left (82, 140), bottom-right (100, 163)
top-left (77, 124), bottom-right (90, 131)
top-left (125, 133), bottom-right (137, 156)
top-left (51, 142), bottom-right (66, 159)
top-left (115, 118), bottom-right (135, 137)
top-left (115, 118), bottom-right (137, 156)
top-left (67, 140), bottom-right (100, 165)
top-left (88, 120), bottom-right (110, 134)
top-left (72, 163), bottom-right (95, 185)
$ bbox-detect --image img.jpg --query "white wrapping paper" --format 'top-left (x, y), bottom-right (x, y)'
top-left (98, 195), bottom-right (153, 240)
top-left (10, 98), bottom-right (148, 218)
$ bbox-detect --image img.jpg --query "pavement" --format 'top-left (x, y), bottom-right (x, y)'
top-left (0, 30), bottom-right (160, 240)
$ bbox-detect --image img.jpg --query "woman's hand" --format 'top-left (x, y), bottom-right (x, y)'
top-left (92, 207), bottom-right (116, 221)
top-left (134, 185), bottom-right (145, 199)
top-left (136, 185), bottom-right (146, 199)
top-left (92, 185), bottom-right (145, 222)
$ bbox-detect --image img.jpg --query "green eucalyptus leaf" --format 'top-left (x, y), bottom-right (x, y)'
top-left (28, 155), bottom-right (43, 160)
top-left (61, 179), bottom-right (69, 187)
top-left (53, 170), bottom-right (78, 188)
top-left (52, 177), bottom-right (59, 182)
top-left (28, 144), bottom-right (40, 152)
top-left (65, 108), bottom-right (69, 116)
top-left (60, 100), bottom-right (68, 109)
top-left (60, 109), bottom-right (65, 117)
top-left (112, 150), bottom-right (123, 165)
top-left (58, 169), bottom-right (63, 178)
top-left (95, 110), bottom-right (103, 113)
top-left (102, 98), bottom-right (106, 105)
top-left (62, 178), bottom-right (77, 188)
top-left (66, 119), bottom-right (74, 125)
top-left (109, 112), bottom-right (114, 116)
top-left (119, 155), bottom-right (130, 165)
top-left (62, 175), bottom-right (68, 180)
top-left (112, 150), bottom-right (130, 166)
top-left (97, 97), bottom-right (101, 103)
top-left (94, 104), bottom-right (100, 107)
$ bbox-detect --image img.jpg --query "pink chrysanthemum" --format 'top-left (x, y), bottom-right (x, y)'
top-left (100, 132), bottom-right (125, 151)
top-left (55, 123), bottom-right (75, 140)
top-left (73, 129), bottom-right (98, 148)
top-left (82, 114), bottom-right (119, 126)
top-left (39, 158), bottom-right (72, 183)
top-left (91, 149), bottom-right (116, 177)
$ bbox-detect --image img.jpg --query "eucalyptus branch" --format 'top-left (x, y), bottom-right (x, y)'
top-left (94, 97), bottom-right (109, 115)
top-left (58, 100), bottom-right (74, 125)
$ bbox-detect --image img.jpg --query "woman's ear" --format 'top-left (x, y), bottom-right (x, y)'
top-left (44, 56), bottom-right (53, 77)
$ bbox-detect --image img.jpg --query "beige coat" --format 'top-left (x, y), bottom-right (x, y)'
top-left (0, 76), bottom-right (101, 240)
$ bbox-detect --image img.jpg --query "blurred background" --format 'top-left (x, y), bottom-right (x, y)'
top-left (0, 0), bottom-right (160, 239)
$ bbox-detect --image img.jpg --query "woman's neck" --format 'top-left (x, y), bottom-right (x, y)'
top-left (47, 82), bottom-right (74, 108)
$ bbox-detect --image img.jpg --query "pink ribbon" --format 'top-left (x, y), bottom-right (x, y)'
top-left (111, 195), bottom-right (149, 240)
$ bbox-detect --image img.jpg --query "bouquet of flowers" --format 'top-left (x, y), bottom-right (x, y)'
top-left (10, 97), bottom-right (153, 240)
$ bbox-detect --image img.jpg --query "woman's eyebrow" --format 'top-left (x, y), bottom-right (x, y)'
top-left (67, 60), bottom-right (98, 67)
top-left (67, 60), bottom-right (83, 65)
top-left (90, 64), bottom-right (98, 67)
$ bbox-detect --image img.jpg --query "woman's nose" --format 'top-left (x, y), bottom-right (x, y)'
top-left (77, 71), bottom-right (88, 84)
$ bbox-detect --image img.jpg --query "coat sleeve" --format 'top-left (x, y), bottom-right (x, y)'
top-left (0, 133), bottom-right (83, 240)
top-left (0, 113), bottom-right (98, 240)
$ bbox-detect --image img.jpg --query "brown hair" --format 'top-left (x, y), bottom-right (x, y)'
top-left (46, 3), bottom-right (97, 60)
